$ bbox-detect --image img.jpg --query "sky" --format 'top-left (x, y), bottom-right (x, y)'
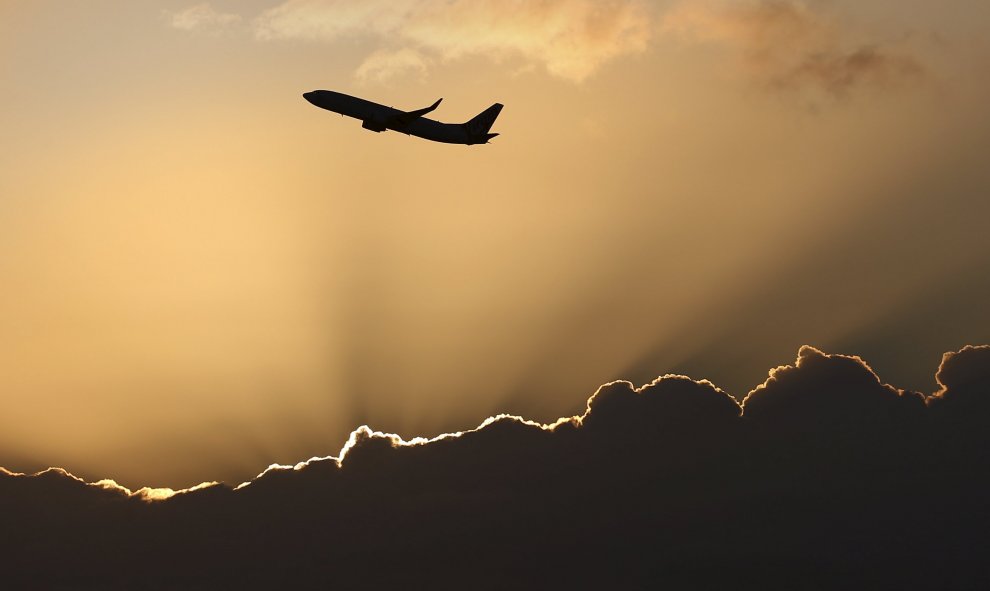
top-left (1, 0), bottom-right (989, 488)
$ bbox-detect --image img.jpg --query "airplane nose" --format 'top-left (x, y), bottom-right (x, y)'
top-left (303, 91), bottom-right (324, 106)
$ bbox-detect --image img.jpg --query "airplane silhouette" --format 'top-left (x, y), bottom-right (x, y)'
top-left (303, 90), bottom-right (502, 145)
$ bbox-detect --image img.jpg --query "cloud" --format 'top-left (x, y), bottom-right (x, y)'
top-left (0, 466), bottom-right (219, 502)
top-left (167, 3), bottom-right (242, 32)
top-left (253, 0), bottom-right (653, 82)
top-left (355, 47), bottom-right (431, 84)
top-left (932, 344), bottom-right (990, 407)
top-left (663, 0), bottom-right (924, 95)
top-left (2, 345), bottom-right (989, 588)
top-left (165, 1), bottom-right (930, 88)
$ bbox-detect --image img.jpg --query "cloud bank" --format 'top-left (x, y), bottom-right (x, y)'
top-left (167, 0), bottom-right (931, 90)
top-left (171, 0), bottom-right (653, 82)
top-left (3, 345), bottom-right (989, 588)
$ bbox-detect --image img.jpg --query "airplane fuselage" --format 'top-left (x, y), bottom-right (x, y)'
top-left (303, 90), bottom-right (499, 145)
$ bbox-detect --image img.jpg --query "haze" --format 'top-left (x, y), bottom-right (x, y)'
top-left (2, 0), bottom-right (989, 488)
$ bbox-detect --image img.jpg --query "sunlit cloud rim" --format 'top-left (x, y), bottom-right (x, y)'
top-left (4, 343), bottom-right (986, 496)
top-left (0, 466), bottom-right (220, 502)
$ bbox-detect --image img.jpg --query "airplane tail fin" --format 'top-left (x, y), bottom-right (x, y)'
top-left (465, 103), bottom-right (503, 139)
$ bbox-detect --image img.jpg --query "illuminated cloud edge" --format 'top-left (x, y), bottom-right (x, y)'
top-left (3, 344), bottom-right (985, 493)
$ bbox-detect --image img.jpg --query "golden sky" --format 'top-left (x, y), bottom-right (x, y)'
top-left (2, 0), bottom-right (989, 488)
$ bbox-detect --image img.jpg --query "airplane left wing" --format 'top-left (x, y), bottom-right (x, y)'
top-left (395, 98), bottom-right (442, 124)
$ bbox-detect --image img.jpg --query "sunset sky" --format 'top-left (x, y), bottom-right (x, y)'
top-left (2, 0), bottom-right (989, 488)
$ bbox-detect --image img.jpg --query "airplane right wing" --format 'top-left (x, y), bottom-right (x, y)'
top-left (395, 98), bottom-right (442, 124)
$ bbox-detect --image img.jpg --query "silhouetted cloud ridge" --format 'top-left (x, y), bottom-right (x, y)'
top-left (2, 345), bottom-right (989, 589)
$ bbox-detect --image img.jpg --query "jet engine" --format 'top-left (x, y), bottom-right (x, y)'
top-left (362, 118), bottom-right (387, 132)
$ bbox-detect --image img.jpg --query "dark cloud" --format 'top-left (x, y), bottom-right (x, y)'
top-left (665, 0), bottom-right (925, 97)
top-left (2, 346), bottom-right (989, 589)
top-left (775, 44), bottom-right (923, 96)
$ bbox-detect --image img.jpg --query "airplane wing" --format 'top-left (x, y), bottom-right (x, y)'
top-left (394, 98), bottom-right (442, 125)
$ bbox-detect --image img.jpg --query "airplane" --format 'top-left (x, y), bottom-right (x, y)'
top-left (303, 90), bottom-right (503, 145)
